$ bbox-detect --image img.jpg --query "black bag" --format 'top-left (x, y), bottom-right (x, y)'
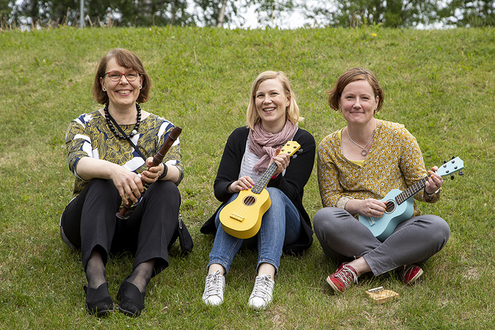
top-left (178, 213), bottom-right (193, 255)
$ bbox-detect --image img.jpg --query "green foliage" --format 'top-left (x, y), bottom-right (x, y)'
top-left (439, 0), bottom-right (495, 27)
top-left (5, 0), bottom-right (495, 29)
top-left (312, 0), bottom-right (440, 28)
top-left (7, 0), bottom-right (195, 27)
top-left (1, 26), bottom-right (495, 329)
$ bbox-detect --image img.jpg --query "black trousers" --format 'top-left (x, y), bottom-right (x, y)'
top-left (60, 179), bottom-right (180, 276)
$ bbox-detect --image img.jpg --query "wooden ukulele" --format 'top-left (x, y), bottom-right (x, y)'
top-left (219, 141), bottom-right (301, 239)
top-left (359, 156), bottom-right (464, 241)
top-left (116, 126), bottom-right (182, 219)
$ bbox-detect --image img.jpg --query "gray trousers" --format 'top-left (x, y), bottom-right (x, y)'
top-left (313, 207), bottom-right (450, 276)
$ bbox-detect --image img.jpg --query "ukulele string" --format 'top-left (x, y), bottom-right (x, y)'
top-left (231, 163), bottom-right (275, 218)
top-left (230, 144), bottom-right (295, 219)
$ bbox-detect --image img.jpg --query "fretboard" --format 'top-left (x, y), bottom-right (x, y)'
top-left (395, 175), bottom-right (430, 205)
top-left (251, 162), bottom-right (278, 194)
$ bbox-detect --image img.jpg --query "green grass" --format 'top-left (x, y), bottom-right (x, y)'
top-left (1, 25), bottom-right (494, 329)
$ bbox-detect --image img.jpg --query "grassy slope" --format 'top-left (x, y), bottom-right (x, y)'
top-left (0, 26), bottom-right (494, 329)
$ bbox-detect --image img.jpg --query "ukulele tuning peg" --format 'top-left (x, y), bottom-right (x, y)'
top-left (451, 156), bottom-right (456, 159)
top-left (459, 171), bottom-right (464, 176)
top-left (450, 175), bottom-right (455, 180)
top-left (443, 160), bottom-right (447, 164)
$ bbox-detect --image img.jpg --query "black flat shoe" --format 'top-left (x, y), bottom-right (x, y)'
top-left (84, 282), bottom-right (113, 317)
top-left (117, 278), bottom-right (145, 317)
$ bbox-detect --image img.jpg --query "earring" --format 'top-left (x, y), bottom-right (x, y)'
top-left (102, 87), bottom-right (106, 92)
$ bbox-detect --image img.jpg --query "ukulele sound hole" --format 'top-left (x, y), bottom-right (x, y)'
top-left (385, 200), bottom-right (395, 214)
top-left (243, 195), bottom-right (256, 206)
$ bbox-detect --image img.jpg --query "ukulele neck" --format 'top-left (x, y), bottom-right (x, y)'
top-left (251, 162), bottom-right (278, 194)
top-left (395, 175), bottom-right (429, 205)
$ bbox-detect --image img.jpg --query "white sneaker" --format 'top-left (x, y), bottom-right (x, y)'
top-left (202, 270), bottom-right (225, 306)
top-left (248, 275), bottom-right (274, 310)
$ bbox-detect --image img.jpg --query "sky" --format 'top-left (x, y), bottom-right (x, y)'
top-left (187, 1), bottom-right (327, 29)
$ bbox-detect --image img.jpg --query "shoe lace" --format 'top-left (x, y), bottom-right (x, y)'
top-left (204, 270), bottom-right (223, 298)
top-left (250, 275), bottom-right (273, 301)
top-left (334, 265), bottom-right (358, 288)
top-left (402, 264), bottom-right (421, 282)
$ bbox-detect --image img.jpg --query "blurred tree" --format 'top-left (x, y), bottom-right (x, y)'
top-left (1, 0), bottom-right (13, 20)
top-left (7, 0), bottom-right (194, 27)
top-left (309, 0), bottom-right (440, 28)
top-left (85, 0), bottom-right (195, 26)
top-left (14, 0), bottom-right (51, 26)
top-left (193, 0), bottom-right (237, 27)
top-left (7, 0), bottom-right (495, 29)
top-left (49, 0), bottom-right (78, 25)
top-left (249, 0), bottom-right (297, 28)
top-left (438, 0), bottom-right (495, 27)
top-left (192, 0), bottom-right (296, 28)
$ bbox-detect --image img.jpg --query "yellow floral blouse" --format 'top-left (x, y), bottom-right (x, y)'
top-left (317, 120), bottom-right (439, 217)
top-left (65, 109), bottom-right (183, 199)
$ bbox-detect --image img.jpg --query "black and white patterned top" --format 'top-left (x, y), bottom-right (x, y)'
top-left (65, 109), bottom-right (183, 198)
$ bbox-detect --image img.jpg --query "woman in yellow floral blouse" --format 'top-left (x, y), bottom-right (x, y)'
top-left (314, 68), bottom-right (450, 293)
top-left (60, 49), bottom-right (183, 317)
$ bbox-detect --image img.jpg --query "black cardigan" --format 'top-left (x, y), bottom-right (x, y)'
top-left (200, 126), bottom-right (316, 254)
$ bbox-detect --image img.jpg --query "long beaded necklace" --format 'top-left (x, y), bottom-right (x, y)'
top-left (346, 120), bottom-right (376, 156)
top-left (104, 104), bottom-right (141, 140)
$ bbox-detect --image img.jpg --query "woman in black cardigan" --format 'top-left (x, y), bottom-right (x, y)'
top-left (200, 71), bottom-right (315, 310)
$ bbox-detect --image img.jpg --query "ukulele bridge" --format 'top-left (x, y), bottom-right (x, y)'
top-left (229, 213), bottom-right (244, 222)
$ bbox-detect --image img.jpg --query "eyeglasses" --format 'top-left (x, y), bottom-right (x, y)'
top-left (104, 70), bottom-right (140, 82)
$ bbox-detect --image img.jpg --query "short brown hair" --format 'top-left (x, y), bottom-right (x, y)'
top-left (246, 71), bottom-right (300, 130)
top-left (328, 67), bottom-right (384, 113)
top-left (92, 48), bottom-right (151, 105)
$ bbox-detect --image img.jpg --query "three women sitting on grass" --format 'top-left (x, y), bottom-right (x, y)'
top-left (61, 49), bottom-right (449, 316)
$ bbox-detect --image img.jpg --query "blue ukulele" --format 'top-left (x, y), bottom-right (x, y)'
top-left (359, 157), bottom-right (464, 241)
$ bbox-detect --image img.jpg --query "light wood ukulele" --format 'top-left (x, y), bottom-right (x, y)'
top-left (219, 141), bottom-right (301, 239)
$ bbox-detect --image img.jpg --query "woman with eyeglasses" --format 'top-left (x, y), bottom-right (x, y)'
top-left (60, 48), bottom-right (183, 317)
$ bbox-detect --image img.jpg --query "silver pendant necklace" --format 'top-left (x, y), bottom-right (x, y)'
top-left (346, 120), bottom-right (376, 156)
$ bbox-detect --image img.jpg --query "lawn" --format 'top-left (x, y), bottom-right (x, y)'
top-left (0, 25), bottom-right (494, 329)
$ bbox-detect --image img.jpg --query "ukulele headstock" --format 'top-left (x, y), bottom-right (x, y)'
top-left (280, 141), bottom-right (301, 157)
top-left (438, 156), bottom-right (465, 179)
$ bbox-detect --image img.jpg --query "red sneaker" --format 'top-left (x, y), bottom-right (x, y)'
top-left (402, 265), bottom-right (423, 285)
top-left (326, 264), bottom-right (358, 293)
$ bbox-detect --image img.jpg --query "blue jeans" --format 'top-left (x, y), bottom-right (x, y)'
top-left (208, 187), bottom-right (301, 275)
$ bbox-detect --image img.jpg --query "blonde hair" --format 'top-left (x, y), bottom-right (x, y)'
top-left (246, 71), bottom-right (300, 130)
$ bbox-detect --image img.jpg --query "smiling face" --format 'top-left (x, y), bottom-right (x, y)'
top-left (254, 78), bottom-right (290, 133)
top-left (100, 57), bottom-right (142, 111)
top-left (339, 79), bottom-right (379, 126)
